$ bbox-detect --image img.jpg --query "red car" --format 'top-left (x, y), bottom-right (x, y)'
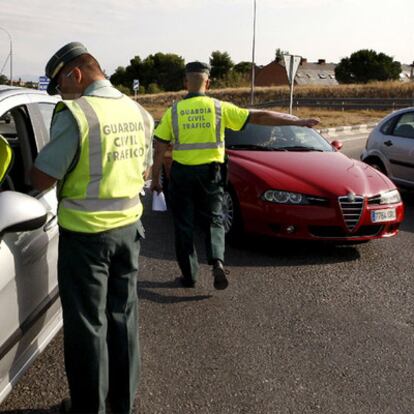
top-left (221, 124), bottom-right (404, 242)
top-left (162, 124), bottom-right (404, 242)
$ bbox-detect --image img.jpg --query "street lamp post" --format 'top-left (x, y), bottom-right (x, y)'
top-left (0, 27), bottom-right (13, 86)
top-left (250, 0), bottom-right (257, 105)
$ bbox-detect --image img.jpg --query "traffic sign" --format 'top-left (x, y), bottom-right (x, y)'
top-left (38, 76), bottom-right (50, 91)
top-left (282, 55), bottom-right (302, 115)
top-left (132, 79), bottom-right (140, 91)
top-left (283, 55), bottom-right (301, 85)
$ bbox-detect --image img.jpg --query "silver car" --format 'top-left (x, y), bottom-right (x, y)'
top-left (361, 107), bottom-right (414, 189)
top-left (0, 86), bottom-right (61, 403)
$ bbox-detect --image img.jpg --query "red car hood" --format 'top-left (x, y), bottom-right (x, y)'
top-left (228, 150), bottom-right (395, 197)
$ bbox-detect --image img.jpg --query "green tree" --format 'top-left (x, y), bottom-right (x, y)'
top-left (335, 49), bottom-right (401, 84)
top-left (209, 51), bottom-right (234, 80)
top-left (147, 82), bottom-right (162, 94)
top-left (0, 74), bottom-right (8, 85)
top-left (110, 53), bottom-right (185, 92)
top-left (275, 48), bottom-right (289, 61)
top-left (234, 61), bottom-right (252, 74)
top-left (109, 56), bottom-right (144, 92)
top-left (142, 53), bottom-right (185, 91)
top-left (115, 84), bottom-right (132, 95)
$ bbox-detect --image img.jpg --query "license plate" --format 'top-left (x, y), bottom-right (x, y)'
top-left (371, 208), bottom-right (396, 223)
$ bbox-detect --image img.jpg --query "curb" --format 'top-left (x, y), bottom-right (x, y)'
top-left (319, 123), bottom-right (377, 136)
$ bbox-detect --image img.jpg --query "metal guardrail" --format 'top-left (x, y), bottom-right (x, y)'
top-left (255, 97), bottom-right (414, 110)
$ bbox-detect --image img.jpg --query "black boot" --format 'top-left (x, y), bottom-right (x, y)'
top-left (212, 260), bottom-right (229, 290)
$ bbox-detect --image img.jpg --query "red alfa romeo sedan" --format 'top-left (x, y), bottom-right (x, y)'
top-left (221, 124), bottom-right (404, 242)
top-left (162, 123), bottom-right (404, 242)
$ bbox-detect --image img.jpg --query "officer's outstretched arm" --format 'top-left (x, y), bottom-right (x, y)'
top-left (249, 109), bottom-right (319, 128)
top-left (150, 139), bottom-right (170, 194)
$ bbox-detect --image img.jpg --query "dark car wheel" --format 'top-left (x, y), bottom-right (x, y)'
top-left (222, 188), bottom-right (243, 239)
top-left (367, 159), bottom-right (387, 176)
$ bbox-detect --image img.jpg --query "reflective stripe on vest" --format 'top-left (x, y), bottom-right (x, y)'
top-left (77, 97), bottom-right (103, 199)
top-left (62, 97), bottom-right (140, 213)
top-left (61, 194), bottom-right (141, 212)
top-left (171, 98), bottom-right (223, 150)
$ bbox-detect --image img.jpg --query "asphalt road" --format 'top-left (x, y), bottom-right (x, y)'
top-left (2, 134), bottom-right (414, 414)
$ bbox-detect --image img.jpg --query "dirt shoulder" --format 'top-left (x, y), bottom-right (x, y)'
top-left (136, 81), bottom-right (413, 127)
top-left (143, 104), bottom-right (389, 129)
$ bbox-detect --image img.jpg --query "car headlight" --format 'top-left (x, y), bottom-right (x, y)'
top-left (379, 189), bottom-right (401, 205)
top-left (262, 190), bottom-right (308, 205)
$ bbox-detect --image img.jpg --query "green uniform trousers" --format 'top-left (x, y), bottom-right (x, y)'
top-left (57, 221), bottom-right (144, 414)
top-left (169, 161), bottom-right (225, 283)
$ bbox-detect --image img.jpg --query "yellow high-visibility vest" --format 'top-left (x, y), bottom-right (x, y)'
top-left (155, 95), bottom-right (249, 165)
top-left (0, 135), bottom-right (13, 185)
top-left (170, 96), bottom-right (224, 165)
top-left (57, 95), bottom-right (149, 233)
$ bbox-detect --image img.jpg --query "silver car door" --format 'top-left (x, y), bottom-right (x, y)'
top-left (0, 101), bottom-right (60, 397)
top-left (386, 111), bottom-right (414, 186)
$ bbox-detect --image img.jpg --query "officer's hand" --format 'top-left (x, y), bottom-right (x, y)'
top-left (297, 118), bottom-right (320, 128)
top-left (150, 182), bottom-right (163, 194)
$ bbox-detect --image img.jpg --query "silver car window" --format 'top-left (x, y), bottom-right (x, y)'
top-left (380, 117), bottom-right (396, 135)
top-left (38, 103), bottom-right (55, 138)
top-left (0, 106), bottom-right (35, 193)
top-left (393, 112), bottom-right (414, 139)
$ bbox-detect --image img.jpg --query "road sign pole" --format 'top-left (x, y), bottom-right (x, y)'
top-left (132, 79), bottom-right (140, 99)
top-left (250, 0), bottom-right (257, 106)
top-left (283, 54), bottom-right (301, 115)
top-left (289, 55), bottom-right (294, 114)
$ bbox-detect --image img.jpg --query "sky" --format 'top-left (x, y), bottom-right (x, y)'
top-left (0, 0), bottom-right (413, 82)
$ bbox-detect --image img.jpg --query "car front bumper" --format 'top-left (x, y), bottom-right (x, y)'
top-left (241, 199), bottom-right (404, 241)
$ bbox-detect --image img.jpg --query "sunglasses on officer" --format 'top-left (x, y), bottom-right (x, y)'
top-left (55, 68), bottom-right (76, 95)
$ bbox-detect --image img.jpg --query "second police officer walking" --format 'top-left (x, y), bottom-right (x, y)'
top-left (151, 61), bottom-right (319, 290)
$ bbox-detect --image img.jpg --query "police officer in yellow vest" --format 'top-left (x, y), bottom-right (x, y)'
top-left (0, 135), bottom-right (13, 187)
top-left (151, 61), bottom-right (318, 290)
top-left (30, 42), bottom-right (153, 414)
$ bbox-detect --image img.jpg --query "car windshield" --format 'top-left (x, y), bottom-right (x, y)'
top-left (225, 124), bottom-right (334, 152)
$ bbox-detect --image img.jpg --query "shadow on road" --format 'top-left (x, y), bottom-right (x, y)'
top-left (226, 236), bottom-right (362, 267)
top-left (141, 207), bottom-right (362, 267)
top-left (0, 409), bottom-right (59, 413)
top-left (138, 279), bottom-right (212, 304)
top-left (400, 190), bottom-right (414, 234)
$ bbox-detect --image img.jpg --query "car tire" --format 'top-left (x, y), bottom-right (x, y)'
top-left (222, 187), bottom-right (243, 240)
top-left (369, 160), bottom-right (387, 176)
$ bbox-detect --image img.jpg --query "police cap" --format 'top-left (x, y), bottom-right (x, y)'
top-left (45, 42), bottom-right (88, 95)
top-left (185, 61), bottom-right (210, 75)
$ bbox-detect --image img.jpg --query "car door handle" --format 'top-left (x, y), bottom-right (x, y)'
top-left (43, 215), bottom-right (58, 232)
top-left (384, 140), bottom-right (393, 147)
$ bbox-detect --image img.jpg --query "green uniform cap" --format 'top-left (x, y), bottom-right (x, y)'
top-left (185, 61), bottom-right (210, 74)
top-left (45, 42), bottom-right (88, 95)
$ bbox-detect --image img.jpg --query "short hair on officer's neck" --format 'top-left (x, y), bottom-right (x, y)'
top-left (185, 72), bottom-right (208, 89)
top-left (65, 53), bottom-right (104, 77)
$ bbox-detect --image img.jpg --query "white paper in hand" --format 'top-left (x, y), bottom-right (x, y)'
top-left (152, 191), bottom-right (167, 211)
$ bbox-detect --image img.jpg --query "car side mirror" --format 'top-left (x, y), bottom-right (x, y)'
top-left (331, 140), bottom-right (343, 151)
top-left (0, 191), bottom-right (47, 234)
